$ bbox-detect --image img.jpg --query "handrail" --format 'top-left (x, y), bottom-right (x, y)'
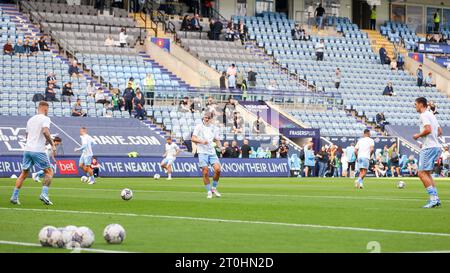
top-left (210, 6), bottom-right (227, 22)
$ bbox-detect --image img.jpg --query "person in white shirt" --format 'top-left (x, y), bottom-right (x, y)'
top-left (413, 97), bottom-right (443, 208)
top-left (192, 111), bottom-right (222, 199)
top-left (10, 101), bottom-right (56, 205)
top-left (32, 136), bottom-right (62, 183)
top-left (119, 28), bottom-right (128, 47)
top-left (74, 127), bottom-right (96, 184)
top-left (315, 39), bottom-right (325, 61)
top-left (160, 137), bottom-right (180, 180)
top-left (354, 129), bottom-right (374, 189)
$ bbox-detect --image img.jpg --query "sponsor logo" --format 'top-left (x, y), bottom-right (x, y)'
top-left (57, 160), bottom-right (78, 175)
top-left (0, 127), bottom-right (27, 151)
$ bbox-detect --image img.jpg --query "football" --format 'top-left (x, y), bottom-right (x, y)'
top-left (121, 188), bottom-right (133, 200)
top-left (154, 174), bottom-right (161, 180)
top-left (103, 224), bottom-right (126, 244)
top-left (397, 181), bottom-right (406, 189)
top-left (38, 226), bottom-right (64, 248)
top-left (60, 225), bottom-right (78, 247)
top-left (76, 226), bottom-right (95, 248)
top-left (81, 176), bottom-right (89, 183)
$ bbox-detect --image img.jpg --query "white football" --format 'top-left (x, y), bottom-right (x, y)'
top-left (76, 226), bottom-right (95, 248)
top-left (103, 224), bottom-right (126, 244)
top-left (121, 188), bottom-right (133, 200)
top-left (39, 226), bottom-right (64, 248)
top-left (60, 225), bottom-right (78, 246)
top-left (81, 176), bottom-right (88, 183)
top-left (154, 174), bottom-right (161, 180)
top-left (397, 181), bottom-right (406, 189)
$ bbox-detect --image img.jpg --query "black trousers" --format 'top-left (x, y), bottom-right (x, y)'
top-left (370, 19), bottom-right (376, 30)
top-left (125, 100), bottom-right (133, 115)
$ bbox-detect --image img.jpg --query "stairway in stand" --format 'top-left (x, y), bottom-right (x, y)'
top-left (364, 29), bottom-right (407, 60)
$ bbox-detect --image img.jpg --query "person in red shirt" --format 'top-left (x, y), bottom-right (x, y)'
top-left (91, 157), bottom-right (100, 178)
top-left (3, 40), bottom-right (13, 55)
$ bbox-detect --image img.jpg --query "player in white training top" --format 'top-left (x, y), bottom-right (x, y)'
top-left (32, 136), bottom-right (62, 183)
top-left (192, 111), bottom-right (222, 199)
top-left (74, 127), bottom-right (96, 184)
top-left (354, 129), bottom-right (374, 189)
top-left (413, 97), bottom-right (443, 208)
top-left (160, 136), bottom-right (180, 180)
top-left (10, 101), bottom-right (56, 205)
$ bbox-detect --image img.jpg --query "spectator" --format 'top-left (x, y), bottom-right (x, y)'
top-left (252, 116), bottom-right (266, 134)
top-left (232, 111), bottom-right (244, 134)
top-left (315, 3), bottom-right (325, 30)
top-left (424, 72), bottom-right (435, 87)
top-left (236, 70), bottom-right (244, 90)
top-left (317, 146), bottom-right (329, 177)
top-left (95, 88), bottom-right (109, 104)
top-left (277, 138), bottom-right (289, 158)
top-left (247, 68), bottom-right (257, 89)
top-left (390, 58), bottom-right (397, 70)
top-left (370, 6), bottom-right (377, 30)
top-left (68, 60), bottom-right (81, 78)
top-left (91, 157), bottom-right (100, 177)
top-left (205, 0), bottom-right (214, 18)
top-left (341, 151), bottom-right (348, 177)
top-left (86, 81), bottom-right (95, 97)
top-left (441, 146), bottom-right (449, 175)
top-left (405, 155), bottom-right (418, 176)
top-left (433, 11), bottom-right (440, 33)
top-left (46, 72), bottom-right (60, 89)
top-left (304, 142), bottom-right (315, 177)
top-left (13, 39), bottom-right (26, 57)
top-left (122, 82), bottom-right (135, 115)
top-left (111, 90), bottom-right (123, 111)
top-left (29, 40), bottom-right (39, 55)
top-left (237, 20), bottom-right (248, 45)
top-left (38, 35), bottom-right (50, 51)
top-left (227, 64), bottom-right (237, 89)
top-left (332, 146), bottom-right (343, 177)
top-left (416, 64), bottom-right (423, 87)
top-left (102, 101), bottom-right (113, 117)
top-left (104, 35), bottom-right (115, 46)
top-left (379, 45), bottom-right (387, 65)
top-left (298, 25), bottom-right (309, 40)
top-left (315, 39), bottom-right (325, 61)
top-left (291, 24), bottom-right (301, 40)
top-left (225, 24), bottom-right (235, 41)
top-left (334, 68), bottom-right (341, 90)
top-left (389, 143), bottom-right (401, 177)
top-left (376, 112), bottom-right (388, 132)
top-left (382, 82), bottom-right (394, 96)
top-left (346, 143), bottom-right (356, 177)
top-left (3, 40), bottom-right (13, 55)
top-left (211, 18), bottom-right (223, 40)
top-left (219, 71), bottom-right (227, 90)
top-left (190, 97), bottom-right (203, 113)
top-left (428, 100), bottom-right (438, 115)
top-left (45, 84), bottom-right (59, 102)
top-left (231, 140), bottom-right (240, 158)
top-left (128, 77), bottom-right (137, 90)
top-left (119, 28), bottom-right (128, 47)
top-left (256, 147), bottom-right (266, 158)
top-left (289, 154), bottom-right (301, 177)
top-left (191, 14), bottom-right (202, 32)
top-left (397, 54), bottom-right (404, 70)
top-left (190, 0), bottom-right (200, 14)
top-left (23, 37), bottom-right (30, 56)
top-left (133, 88), bottom-right (146, 120)
top-left (144, 73), bottom-right (155, 106)
top-left (181, 15), bottom-right (192, 31)
top-left (221, 141), bottom-right (233, 158)
top-left (61, 82), bottom-right (75, 103)
top-left (240, 139), bottom-right (252, 158)
top-left (179, 96), bottom-right (191, 112)
top-left (71, 99), bottom-right (87, 117)
top-left (373, 156), bottom-right (387, 177)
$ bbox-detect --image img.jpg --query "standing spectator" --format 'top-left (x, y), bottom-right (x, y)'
top-left (424, 72), bottom-right (435, 87)
top-left (231, 140), bottom-right (240, 158)
top-left (236, 70), bottom-right (244, 90)
top-left (211, 18), bottom-right (223, 40)
top-left (71, 99), bottom-right (87, 117)
top-left (29, 40), bottom-right (39, 55)
top-left (252, 116), bottom-right (266, 134)
top-left (13, 39), bottom-right (26, 57)
top-left (317, 146), bottom-right (329, 177)
top-left (315, 3), bottom-right (325, 30)
top-left (232, 111), bottom-right (244, 134)
top-left (111, 90), bottom-right (123, 111)
top-left (68, 60), bottom-right (81, 78)
top-left (397, 54), bottom-right (404, 70)
top-left (23, 37), bottom-right (30, 56)
top-left (389, 142), bottom-right (401, 177)
top-left (315, 39), bottom-right (325, 61)
top-left (346, 143), bottom-right (356, 177)
top-left (133, 88), bottom-right (146, 120)
top-left (190, 0), bottom-right (200, 14)
top-left (61, 82), bottom-right (75, 103)
top-left (334, 68), bottom-right (341, 90)
top-left (119, 28), bottom-right (128, 47)
top-left (370, 6), bottom-right (377, 30)
top-left (191, 14), bottom-right (202, 32)
top-left (205, 0), bottom-right (214, 18)
top-left (144, 73), bottom-right (155, 106)
top-left (247, 68), bottom-right (257, 89)
top-left (416, 64), bottom-right (423, 87)
top-left (237, 20), bottom-right (248, 45)
top-left (221, 141), bottom-right (233, 158)
top-left (304, 142), bottom-right (316, 177)
top-left (277, 138), bottom-right (289, 158)
top-left (227, 64), bottom-right (237, 89)
top-left (376, 112), bottom-right (388, 133)
top-left (219, 71), bottom-right (227, 90)
top-left (341, 152), bottom-right (348, 177)
top-left (434, 11), bottom-right (440, 33)
top-left (240, 138), bottom-right (252, 158)
top-left (379, 45), bottom-right (387, 65)
top-left (382, 82), bottom-right (394, 96)
top-left (3, 40), bottom-right (13, 55)
top-left (45, 84), bottom-right (58, 102)
top-left (332, 146), bottom-right (343, 177)
top-left (122, 82), bottom-right (135, 115)
top-left (441, 146), bottom-right (449, 175)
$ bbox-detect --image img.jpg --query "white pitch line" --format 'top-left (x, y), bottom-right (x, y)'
top-left (2, 207), bottom-right (450, 238)
top-left (0, 186), bottom-right (425, 202)
top-left (0, 240), bottom-right (132, 253)
top-left (400, 250), bottom-right (450, 253)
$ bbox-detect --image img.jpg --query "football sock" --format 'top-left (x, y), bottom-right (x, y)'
top-left (11, 188), bottom-right (20, 199)
top-left (168, 173), bottom-right (172, 179)
top-left (357, 177), bottom-right (363, 185)
top-left (212, 181), bottom-right (218, 188)
top-left (426, 186), bottom-right (437, 201)
top-left (36, 170), bottom-right (45, 178)
top-left (41, 186), bottom-right (49, 197)
top-left (205, 183), bottom-right (211, 192)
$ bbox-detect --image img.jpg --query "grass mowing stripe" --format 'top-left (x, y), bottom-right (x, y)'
top-left (0, 185), bottom-right (426, 202)
top-left (0, 240), bottom-right (133, 253)
top-left (2, 207), bottom-right (450, 238)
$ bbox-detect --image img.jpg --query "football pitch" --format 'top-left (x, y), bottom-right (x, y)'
top-left (1, 177), bottom-right (450, 253)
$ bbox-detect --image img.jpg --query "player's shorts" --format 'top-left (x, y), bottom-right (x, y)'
top-left (419, 147), bottom-right (441, 171)
top-left (21, 151), bottom-right (51, 171)
top-left (79, 155), bottom-right (93, 166)
top-left (161, 158), bottom-right (175, 166)
top-left (357, 157), bottom-right (370, 170)
top-left (198, 153), bottom-right (220, 168)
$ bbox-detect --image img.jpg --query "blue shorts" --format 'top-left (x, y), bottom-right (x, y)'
top-left (419, 147), bottom-right (441, 171)
top-left (22, 151), bottom-right (51, 171)
top-left (79, 155), bottom-right (93, 166)
top-left (198, 153), bottom-right (220, 168)
top-left (161, 158), bottom-right (175, 166)
top-left (357, 157), bottom-right (370, 170)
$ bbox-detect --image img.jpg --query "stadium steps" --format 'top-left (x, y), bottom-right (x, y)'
top-left (364, 29), bottom-right (402, 60)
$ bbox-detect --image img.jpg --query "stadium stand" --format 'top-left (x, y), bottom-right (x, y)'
top-left (380, 21), bottom-right (424, 51)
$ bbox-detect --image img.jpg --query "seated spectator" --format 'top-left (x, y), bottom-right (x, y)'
top-left (181, 15), bottom-right (192, 31)
top-left (237, 20), bottom-right (248, 45)
top-left (29, 40), bottom-right (39, 55)
top-left (61, 82), bottom-right (75, 102)
top-left (95, 88), bottom-right (109, 104)
top-left (3, 40), bottom-right (13, 55)
top-left (232, 111), bottom-right (244, 134)
top-left (424, 72), bottom-right (435, 87)
top-left (240, 139), bottom-right (252, 158)
top-left (133, 88), bottom-right (146, 120)
top-left (373, 156), bottom-right (387, 178)
top-left (23, 37), bottom-right (30, 55)
top-left (221, 141), bottom-right (233, 158)
top-left (86, 81), bottom-right (95, 97)
top-left (252, 116), bottom-right (266, 134)
top-left (315, 39), bottom-right (325, 61)
top-left (47, 72), bottom-right (60, 89)
top-left (190, 97), bottom-right (203, 113)
top-left (68, 60), bottom-right (80, 77)
top-left (191, 14), bottom-right (202, 32)
top-left (291, 24), bottom-right (301, 40)
top-left (119, 28), bottom-right (128, 47)
top-left (38, 35), bottom-right (50, 51)
top-left (45, 84), bottom-right (59, 102)
top-left (225, 25), bottom-right (235, 41)
top-left (71, 99), bottom-right (87, 117)
top-left (13, 39), bottom-right (26, 57)
top-left (102, 102), bottom-right (113, 117)
top-left (104, 35), bottom-right (115, 47)
top-left (376, 112), bottom-right (389, 132)
top-left (231, 140), bottom-right (241, 158)
top-left (390, 59), bottom-right (397, 70)
top-left (382, 82), bottom-right (394, 96)
top-left (428, 100), bottom-right (439, 115)
top-left (211, 18), bottom-right (223, 40)
top-left (111, 90), bottom-right (123, 111)
top-left (405, 155), bottom-right (418, 176)
top-left (178, 97), bottom-right (191, 112)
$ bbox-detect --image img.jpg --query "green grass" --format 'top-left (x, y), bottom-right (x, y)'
top-left (1, 177), bottom-right (450, 253)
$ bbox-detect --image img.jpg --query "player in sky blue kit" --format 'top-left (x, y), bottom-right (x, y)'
top-left (74, 127), bottom-right (96, 185)
top-left (32, 136), bottom-right (62, 183)
top-left (161, 136), bottom-right (181, 180)
top-left (413, 97), bottom-right (443, 208)
top-left (10, 101), bottom-right (56, 205)
top-left (192, 111), bottom-right (222, 199)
